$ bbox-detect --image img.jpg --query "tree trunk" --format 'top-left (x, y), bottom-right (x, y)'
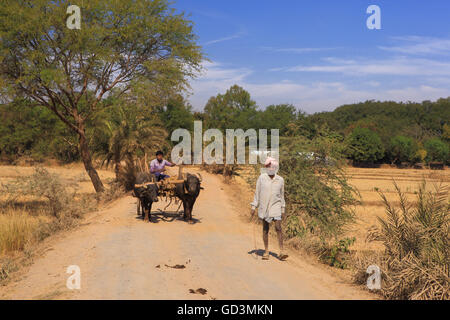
top-left (114, 152), bottom-right (122, 181)
top-left (114, 162), bottom-right (122, 181)
top-left (144, 152), bottom-right (149, 173)
top-left (79, 131), bottom-right (105, 193)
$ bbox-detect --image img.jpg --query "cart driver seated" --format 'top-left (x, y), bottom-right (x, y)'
top-left (149, 150), bottom-right (177, 182)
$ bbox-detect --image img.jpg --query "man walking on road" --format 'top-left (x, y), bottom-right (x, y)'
top-left (250, 157), bottom-right (288, 261)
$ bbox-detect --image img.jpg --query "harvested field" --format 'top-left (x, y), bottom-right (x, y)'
top-left (236, 165), bottom-right (450, 253)
top-left (345, 167), bottom-right (449, 252)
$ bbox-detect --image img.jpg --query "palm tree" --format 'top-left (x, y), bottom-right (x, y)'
top-left (99, 102), bottom-right (168, 181)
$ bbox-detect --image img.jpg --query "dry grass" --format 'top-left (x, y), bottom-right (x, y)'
top-left (0, 164), bottom-right (121, 283)
top-left (0, 210), bottom-right (44, 254)
top-left (0, 164), bottom-right (115, 195)
top-left (354, 181), bottom-right (449, 300)
top-left (236, 164), bottom-right (449, 299)
top-left (345, 167), bottom-right (450, 253)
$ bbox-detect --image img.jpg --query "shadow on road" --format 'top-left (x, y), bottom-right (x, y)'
top-left (248, 249), bottom-right (278, 259)
top-left (135, 210), bottom-right (202, 224)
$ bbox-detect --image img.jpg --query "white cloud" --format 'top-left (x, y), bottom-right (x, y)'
top-left (203, 30), bottom-right (246, 46)
top-left (198, 61), bottom-right (252, 81)
top-left (188, 61), bottom-right (450, 113)
top-left (384, 85), bottom-right (450, 102)
top-left (379, 36), bottom-right (450, 55)
top-left (280, 57), bottom-right (450, 76)
top-left (188, 61), bottom-right (253, 106)
top-left (187, 36), bottom-right (450, 112)
top-left (260, 46), bottom-right (337, 54)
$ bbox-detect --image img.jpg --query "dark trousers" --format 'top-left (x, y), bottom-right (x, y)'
top-left (155, 173), bottom-right (170, 182)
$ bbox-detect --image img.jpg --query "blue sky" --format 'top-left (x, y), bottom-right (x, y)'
top-left (175, 0), bottom-right (450, 113)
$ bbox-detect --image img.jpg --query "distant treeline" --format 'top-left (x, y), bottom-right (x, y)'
top-left (1, 85), bottom-right (449, 165)
top-left (309, 98), bottom-right (450, 165)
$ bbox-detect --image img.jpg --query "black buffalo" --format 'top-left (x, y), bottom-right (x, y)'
top-left (133, 172), bottom-right (159, 222)
top-left (174, 173), bottom-right (203, 223)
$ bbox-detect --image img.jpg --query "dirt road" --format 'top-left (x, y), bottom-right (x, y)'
top-left (0, 169), bottom-right (373, 300)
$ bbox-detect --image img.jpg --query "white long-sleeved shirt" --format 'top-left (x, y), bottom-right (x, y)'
top-left (250, 173), bottom-right (286, 222)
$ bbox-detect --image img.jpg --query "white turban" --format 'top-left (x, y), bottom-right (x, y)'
top-left (263, 157), bottom-right (279, 175)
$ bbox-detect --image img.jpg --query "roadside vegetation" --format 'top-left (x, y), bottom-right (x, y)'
top-left (354, 181), bottom-right (449, 300)
top-left (278, 135), bottom-right (358, 265)
top-left (0, 167), bottom-right (123, 283)
top-left (0, 1), bottom-right (448, 300)
top-left (239, 133), bottom-right (359, 269)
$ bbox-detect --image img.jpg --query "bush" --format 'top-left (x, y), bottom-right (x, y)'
top-left (424, 138), bottom-right (449, 163)
top-left (415, 149), bottom-right (427, 163)
top-left (389, 135), bottom-right (418, 164)
top-left (8, 168), bottom-right (83, 218)
top-left (1, 168), bottom-right (96, 246)
top-left (346, 127), bottom-right (384, 164)
top-left (366, 181), bottom-right (449, 300)
top-left (0, 167), bottom-right (100, 280)
top-left (321, 237), bottom-right (355, 269)
top-left (279, 135), bottom-right (358, 246)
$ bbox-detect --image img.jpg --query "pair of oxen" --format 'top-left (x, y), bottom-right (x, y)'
top-left (133, 172), bottom-right (203, 223)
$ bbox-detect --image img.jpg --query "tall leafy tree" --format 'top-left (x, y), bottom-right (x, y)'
top-left (260, 104), bottom-right (297, 135)
top-left (0, 99), bottom-right (79, 162)
top-left (424, 138), bottom-right (449, 163)
top-left (99, 101), bottom-right (168, 180)
top-left (310, 99), bottom-right (450, 143)
top-left (0, 0), bottom-right (202, 192)
top-left (346, 127), bottom-right (384, 164)
top-left (203, 85), bottom-right (258, 130)
top-left (442, 124), bottom-right (450, 143)
top-left (157, 95), bottom-right (194, 133)
top-left (389, 135), bottom-right (418, 164)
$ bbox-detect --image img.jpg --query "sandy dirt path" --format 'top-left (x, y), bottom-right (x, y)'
top-left (0, 169), bottom-right (373, 300)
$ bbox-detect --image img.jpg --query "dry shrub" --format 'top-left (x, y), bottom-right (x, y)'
top-left (281, 152), bottom-right (358, 245)
top-left (202, 163), bottom-right (239, 183)
top-left (0, 167), bottom-right (124, 283)
top-left (362, 181), bottom-right (449, 300)
top-left (0, 257), bottom-right (18, 281)
top-left (0, 167), bottom-right (96, 254)
top-left (240, 135), bottom-right (358, 268)
top-left (2, 167), bottom-right (87, 218)
top-left (0, 210), bottom-right (42, 254)
top-left (352, 250), bottom-right (386, 286)
top-left (98, 181), bottom-right (126, 203)
top-left (116, 159), bottom-right (137, 191)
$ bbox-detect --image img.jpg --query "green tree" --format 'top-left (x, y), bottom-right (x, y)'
top-left (346, 127), bottom-right (384, 164)
top-left (157, 95), bottom-right (194, 133)
top-left (203, 85), bottom-right (258, 130)
top-left (97, 96), bottom-right (168, 180)
top-left (443, 124), bottom-right (450, 143)
top-left (285, 111), bottom-right (318, 139)
top-left (260, 104), bottom-right (297, 135)
top-left (0, 99), bottom-right (79, 162)
top-left (424, 138), bottom-right (449, 163)
top-left (0, 0), bottom-right (202, 192)
top-left (389, 135), bottom-right (418, 164)
top-left (310, 98), bottom-right (450, 144)
top-left (279, 136), bottom-right (357, 243)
